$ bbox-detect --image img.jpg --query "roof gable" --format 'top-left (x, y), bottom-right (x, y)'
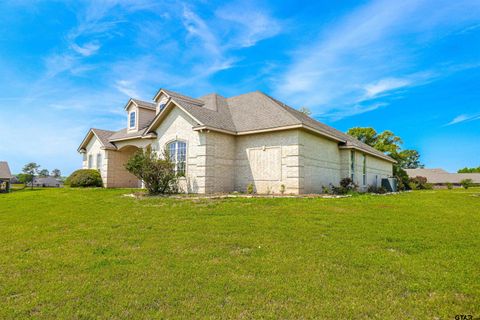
top-left (0, 161), bottom-right (12, 179)
top-left (78, 128), bottom-right (116, 152)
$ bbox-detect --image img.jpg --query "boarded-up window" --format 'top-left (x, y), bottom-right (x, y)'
top-left (248, 147), bottom-right (281, 181)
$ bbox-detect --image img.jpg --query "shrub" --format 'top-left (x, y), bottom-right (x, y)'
top-left (424, 183), bottom-right (434, 190)
top-left (460, 179), bottom-right (473, 189)
top-left (408, 176), bottom-right (429, 190)
top-left (280, 184), bottom-right (285, 195)
top-left (331, 178), bottom-right (358, 195)
top-left (446, 183), bottom-right (453, 190)
top-left (246, 183), bottom-right (254, 194)
top-left (67, 169), bottom-right (103, 188)
top-left (321, 185), bottom-right (330, 194)
top-left (393, 166), bottom-right (409, 190)
top-left (408, 181), bottom-right (418, 190)
top-left (367, 185), bottom-right (387, 194)
top-left (125, 145), bottom-right (178, 195)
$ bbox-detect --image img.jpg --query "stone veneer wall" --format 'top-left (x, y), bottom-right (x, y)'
top-left (82, 137), bottom-right (107, 183)
top-left (300, 130), bottom-right (343, 193)
top-left (234, 130), bottom-right (302, 194)
top-left (153, 107), bottom-right (207, 193)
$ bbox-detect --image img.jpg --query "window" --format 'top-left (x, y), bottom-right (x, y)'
top-left (350, 150), bottom-right (356, 180)
top-left (129, 111), bottom-right (136, 128)
top-left (88, 154), bottom-right (93, 169)
top-left (96, 153), bottom-right (102, 169)
top-left (159, 103), bottom-right (166, 111)
top-left (167, 140), bottom-right (186, 176)
top-left (362, 154), bottom-right (367, 185)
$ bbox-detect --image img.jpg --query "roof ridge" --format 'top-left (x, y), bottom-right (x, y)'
top-left (162, 89), bottom-right (205, 105)
top-left (91, 127), bottom-right (115, 134)
top-left (215, 94), bottom-right (238, 132)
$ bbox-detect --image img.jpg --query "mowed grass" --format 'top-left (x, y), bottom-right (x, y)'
top-left (0, 188), bottom-right (479, 319)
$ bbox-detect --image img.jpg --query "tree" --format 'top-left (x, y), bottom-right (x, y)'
top-left (347, 127), bottom-right (424, 190)
top-left (393, 150), bottom-right (424, 169)
top-left (51, 169), bottom-right (62, 178)
top-left (346, 127), bottom-right (378, 146)
top-left (347, 127), bottom-right (403, 154)
top-left (458, 166), bottom-right (480, 173)
top-left (22, 162), bottom-right (40, 190)
top-left (460, 179), bottom-right (474, 189)
top-left (38, 169), bottom-right (50, 177)
top-left (125, 145), bottom-right (178, 195)
top-left (298, 107), bottom-right (312, 116)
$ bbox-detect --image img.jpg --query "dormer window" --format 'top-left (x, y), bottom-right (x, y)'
top-left (129, 111), bottom-right (136, 129)
top-left (159, 103), bottom-right (166, 112)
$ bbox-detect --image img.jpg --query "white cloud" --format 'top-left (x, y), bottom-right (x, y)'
top-left (364, 78), bottom-right (412, 99)
top-left (215, 1), bottom-right (282, 48)
top-left (115, 80), bottom-right (141, 98)
top-left (273, 0), bottom-right (480, 120)
top-left (70, 41), bottom-right (100, 56)
top-left (446, 113), bottom-right (480, 126)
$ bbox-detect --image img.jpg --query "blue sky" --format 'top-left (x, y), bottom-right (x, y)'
top-left (0, 0), bottom-right (479, 175)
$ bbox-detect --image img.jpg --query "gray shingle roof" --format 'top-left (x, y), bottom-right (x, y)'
top-left (108, 127), bottom-right (149, 141)
top-left (82, 89), bottom-right (395, 162)
top-left (91, 128), bottom-right (116, 150)
top-left (0, 161), bottom-right (12, 179)
top-left (131, 98), bottom-right (156, 110)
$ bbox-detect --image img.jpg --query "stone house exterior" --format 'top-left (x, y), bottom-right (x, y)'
top-left (0, 161), bottom-right (12, 193)
top-left (78, 89), bottom-right (394, 194)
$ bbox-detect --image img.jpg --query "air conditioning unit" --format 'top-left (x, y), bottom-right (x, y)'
top-left (382, 178), bottom-right (398, 192)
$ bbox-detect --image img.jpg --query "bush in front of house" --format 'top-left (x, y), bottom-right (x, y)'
top-left (367, 185), bottom-right (387, 194)
top-left (125, 145), bottom-right (178, 195)
top-left (246, 183), bottom-right (254, 194)
top-left (331, 178), bottom-right (358, 195)
top-left (408, 176), bottom-right (429, 190)
top-left (460, 179), bottom-right (474, 189)
top-left (67, 169), bottom-right (103, 188)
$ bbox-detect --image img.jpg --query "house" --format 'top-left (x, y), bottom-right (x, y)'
top-left (406, 168), bottom-right (480, 186)
top-left (0, 161), bottom-right (12, 193)
top-left (78, 89), bottom-right (395, 194)
top-left (28, 176), bottom-right (64, 188)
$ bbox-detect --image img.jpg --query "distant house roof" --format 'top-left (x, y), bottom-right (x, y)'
top-left (0, 161), bottom-right (12, 179)
top-left (79, 89), bottom-right (396, 163)
top-left (29, 176), bottom-right (63, 186)
top-left (406, 168), bottom-right (480, 184)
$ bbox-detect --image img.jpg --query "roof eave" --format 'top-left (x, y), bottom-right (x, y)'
top-left (338, 145), bottom-right (396, 163)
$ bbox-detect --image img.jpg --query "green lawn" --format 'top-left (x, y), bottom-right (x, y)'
top-left (1, 188), bottom-right (479, 319)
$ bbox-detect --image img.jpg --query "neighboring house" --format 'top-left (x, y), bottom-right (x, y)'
top-left (28, 176), bottom-right (64, 188)
top-left (0, 161), bottom-right (12, 193)
top-left (406, 168), bottom-right (480, 185)
top-left (78, 89), bottom-right (395, 194)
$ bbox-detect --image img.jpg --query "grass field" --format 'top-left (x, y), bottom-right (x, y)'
top-left (1, 188), bottom-right (479, 319)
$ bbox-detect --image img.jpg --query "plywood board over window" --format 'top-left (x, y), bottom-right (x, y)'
top-left (248, 147), bottom-right (282, 181)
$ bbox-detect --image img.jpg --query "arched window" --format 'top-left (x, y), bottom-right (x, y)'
top-left (167, 140), bottom-right (186, 176)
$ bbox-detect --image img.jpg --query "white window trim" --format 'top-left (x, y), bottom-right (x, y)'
top-left (362, 153), bottom-right (367, 185)
top-left (88, 154), bottom-right (93, 169)
top-left (350, 150), bottom-right (356, 181)
top-left (96, 153), bottom-right (102, 169)
top-left (166, 140), bottom-right (187, 176)
top-left (129, 111), bottom-right (136, 129)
